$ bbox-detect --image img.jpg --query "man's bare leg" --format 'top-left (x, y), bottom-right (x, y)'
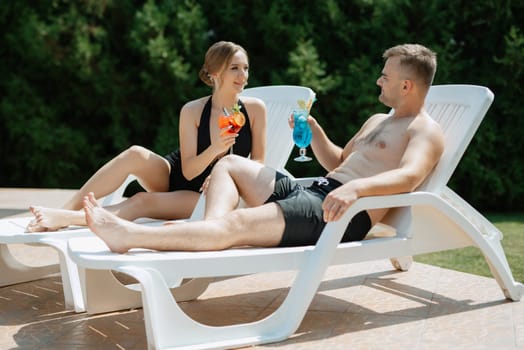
top-left (84, 192), bottom-right (285, 253)
top-left (63, 146), bottom-right (171, 210)
top-left (203, 155), bottom-right (278, 219)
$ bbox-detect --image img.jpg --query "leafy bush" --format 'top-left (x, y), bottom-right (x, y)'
top-left (1, 0), bottom-right (523, 210)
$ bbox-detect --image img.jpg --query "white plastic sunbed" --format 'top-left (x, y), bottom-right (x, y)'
top-left (68, 84), bottom-right (523, 349)
top-left (0, 85), bottom-right (316, 313)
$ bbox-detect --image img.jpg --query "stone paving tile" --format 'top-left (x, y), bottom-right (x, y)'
top-left (513, 297), bottom-right (524, 349)
top-left (428, 268), bottom-right (511, 317)
top-left (420, 306), bottom-right (518, 349)
top-left (341, 263), bottom-right (440, 319)
top-left (329, 312), bottom-right (426, 350)
top-left (196, 272), bottom-right (293, 312)
top-left (1, 257), bottom-right (523, 349)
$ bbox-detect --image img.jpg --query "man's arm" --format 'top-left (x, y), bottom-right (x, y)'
top-left (322, 118), bottom-right (444, 222)
top-left (309, 114), bottom-right (375, 171)
top-left (307, 116), bottom-right (344, 171)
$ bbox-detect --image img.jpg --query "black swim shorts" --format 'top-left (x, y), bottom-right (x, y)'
top-left (265, 172), bottom-right (372, 247)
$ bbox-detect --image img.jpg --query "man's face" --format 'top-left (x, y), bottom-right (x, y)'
top-left (376, 57), bottom-right (404, 107)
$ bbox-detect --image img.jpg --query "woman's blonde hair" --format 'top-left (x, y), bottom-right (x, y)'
top-left (199, 41), bottom-right (248, 87)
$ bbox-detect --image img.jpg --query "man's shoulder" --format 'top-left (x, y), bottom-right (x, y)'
top-left (410, 112), bottom-right (445, 145)
top-left (416, 111), bottom-right (443, 132)
top-left (364, 112), bottom-right (390, 124)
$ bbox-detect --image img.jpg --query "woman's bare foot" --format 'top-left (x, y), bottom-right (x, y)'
top-left (27, 206), bottom-right (85, 232)
top-left (25, 207), bottom-right (47, 232)
top-left (26, 206), bottom-right (67, 232)
top-left (162, 219), bottom-right (188, 226)
top-left (25, 217), bottom-right (47, 233)
top-left (84, 192), bottom-right (137, 254)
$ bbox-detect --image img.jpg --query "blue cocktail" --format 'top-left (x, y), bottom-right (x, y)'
top-left (292, 109), bottom-right (312, 162)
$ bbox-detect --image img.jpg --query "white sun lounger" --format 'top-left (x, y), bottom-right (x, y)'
top-left (68, 84), bottom-right (523, 349)
top-left (0, 85), bottom-right (316, 313)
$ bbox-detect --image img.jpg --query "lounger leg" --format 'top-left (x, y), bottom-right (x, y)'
top-left (42, 239), bottom-right (86, 312)
top-left (83, 269), bottom-right (215, 315)
top-left (0, 243), bottom-right (59, 286)
top-left (390, 256), bottom-right (413, 271)
top-left (115, 210), bottom-right (361, 349)
top-left (441, 188), bottom-right (523, 301)
top-left (84, 269), bottom-right (142, 315)
top-left (120, 266), bottom-right (297, 350)
top-left (476, 233), bottom-right (524, 301)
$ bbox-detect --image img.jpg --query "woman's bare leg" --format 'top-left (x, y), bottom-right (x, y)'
top-left (27, 153), bottom-right (274, 232)
top-left (105, 190), bottom-right (201, 221)
top-left (204, 155), bottom-right (278, 219)
top-left (26, 190), bottom-right (201, 232)
top-left (63, 145), bottom-right (172, 210)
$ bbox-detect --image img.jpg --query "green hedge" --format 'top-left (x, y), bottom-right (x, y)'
top-left (1, 0), bottom-right (523, 210)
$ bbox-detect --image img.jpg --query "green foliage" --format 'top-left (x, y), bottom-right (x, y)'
top-left (286, 39), bottom-right (340, 94)
top-left (1, 0), bottom-right (523, 210)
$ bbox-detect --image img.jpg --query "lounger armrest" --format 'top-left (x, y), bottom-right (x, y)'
top-left (315, 191), bottom-right (442, 247)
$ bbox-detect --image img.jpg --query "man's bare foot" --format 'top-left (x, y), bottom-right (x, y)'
top-left (84, 192), bottom-right (137, 254)
top-left (25, 206), bottom-right (76, 232)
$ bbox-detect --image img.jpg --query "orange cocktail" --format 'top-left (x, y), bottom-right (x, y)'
top-left (219, 104), bottom-right (245, 135)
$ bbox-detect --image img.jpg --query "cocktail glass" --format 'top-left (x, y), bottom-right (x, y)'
top-left (292, 109), bottom-right (312, 162)
top-left (218, 106), bottom-right (245, 154)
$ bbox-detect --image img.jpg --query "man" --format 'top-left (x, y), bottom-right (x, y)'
top-left (83, 43), bottom-right (444, 253)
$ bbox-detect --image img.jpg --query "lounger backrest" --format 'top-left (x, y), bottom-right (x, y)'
top-left (382, 85), bottom-right (493, 233)
top-left (418, 85), bottom-right (494, 192)
top-left (240, 85), bottom-right (316, 171)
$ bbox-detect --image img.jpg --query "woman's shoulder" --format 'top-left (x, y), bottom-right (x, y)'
top-left (180, 96), bottom-right (210, 118)
top-left (240, 95), bottom-right (265, 108)
top-left (240, 96), bottom-right (266, 117)
top-left (183, 96), bottom-right (210, 111)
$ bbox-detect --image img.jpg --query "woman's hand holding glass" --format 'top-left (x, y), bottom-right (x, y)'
top-left (218, 106), bottom-right (245, 154)
top-left (214, 125), bottom-right (238, 156)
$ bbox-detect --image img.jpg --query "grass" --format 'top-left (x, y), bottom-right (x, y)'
top-left (414, 212), bottom-right (524, 283)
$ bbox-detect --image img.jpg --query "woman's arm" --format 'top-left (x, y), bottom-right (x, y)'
top-left (179, 98), bottom-right (236, 180)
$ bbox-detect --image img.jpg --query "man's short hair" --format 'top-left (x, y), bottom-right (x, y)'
top-left (383, 44), bottom-right (437, 90)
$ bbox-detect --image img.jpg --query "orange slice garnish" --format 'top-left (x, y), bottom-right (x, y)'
top-left (233, 112), bottom-right (245, 127)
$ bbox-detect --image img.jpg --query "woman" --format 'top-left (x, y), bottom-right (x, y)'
top-left (27, 41), bottom-right (266, 232)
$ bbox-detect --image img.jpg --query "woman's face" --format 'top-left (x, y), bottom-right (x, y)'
top-left (215, 50), bottom-right (249, 93)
